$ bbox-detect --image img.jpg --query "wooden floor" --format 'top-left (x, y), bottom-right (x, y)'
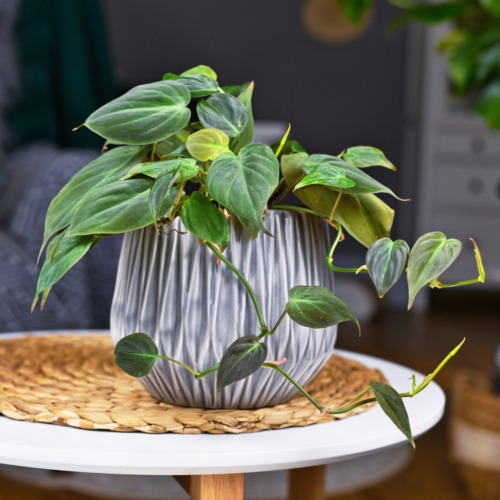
top-left (0, 296), bottom-right (498, 499)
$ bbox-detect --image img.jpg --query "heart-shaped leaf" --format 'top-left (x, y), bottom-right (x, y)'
top-left (286, 286), bottom-right (360, 333)
top-left (181, 64), bottom-right (217, 80)
top-left (303, 154), bottom-right (403, 199)
top-left (66, 176), bottom-right (178, 236)
top-left (407, 232), bottom-right (462, 309)
top-left (33, 232), bottom-right (95, 311)
top-left (181, 192), bottom-right (230, 250)
top-left (149, 166), bottom-right (180, 232)
top-left (120, 158), bottom-right (199, 182)
top-left (370, 381), bottom-right (415, 448)
top-left (216, 334), bottom-right (267, 396)
top-left (155, 130), bottom-right (190, 157)
top-left (84, 81), bottom-right (191, 144)
top-left (206, 143), bottom-right (279, 237)
top-left (39, 146), bottom-right (149, 261)
top-left (197, 93), bottom-right (249, 138)
top-left (114, 333), bottom-right (159, 377)
top-left (343, 146), bottom-right (396, 170)
top-left (281, 153), bottom-right (394, 247)
top-left (175, 74), bottom-right (219, 98)
top-left (186, 129), bottom-right (230, 161)
top-left (366, 238), bottom-right (410, 297)
top-left (295, 164), bottom-right (356, 190)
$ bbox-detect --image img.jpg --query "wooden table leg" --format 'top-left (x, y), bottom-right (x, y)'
top-left (288, 465), bottom-right (325, 500)
top-left (188, 473), bottom-right (244, 500)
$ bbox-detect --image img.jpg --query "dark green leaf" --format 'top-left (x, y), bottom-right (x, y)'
top-left (370, 381), bottom-right (415, 448)
top-left (216, 334), bottom-right (267, 396)
top-left (33, 233), bottom-right (94, 311)
top-left (281, 153), bottom-right (394, 247)
top-left (114, 333), bottom-right (159, 377)
top-left (473, 81), bottom-right (500, 128)
top-left (175, 74), bottom-right (219, 98)
top-left (84, 81), bottom-right (191, 144)
top-left (149, 166), bottom-right (180, 232)
top-left (366, 238), bottom-right (410, 298)
top-left (286, 286), bottom-right (359, 333)
top-left (221, 82), bottom-right (251, 96)
top-left (66, 176), bottom-right (178, 237)
top-left (181, 192), bottom-right (230, 250)
top-left (206, 143), bottom-right (279, 237)
top-left (295, 164), bottom-right (356, 190)
top-left (407, 232), bottom-right (462, 309)
top-left (343, 146), bottom-right (396, 170)
top-left (479, 0), bottom-right (500, 16)
top-left (120, 158), bottom-right (199, 182)
top-left (155, 130), bottom-right (190, 157)
top-left (39, 146), bottom-right (148, 261)
top-left (164, 144), bottom-right (196, 160)
top-left (303, 154), bottom-right (404, 199)
top-left (197, 94), bottom-right (249, 138)
top-left (404, 1), bottom-right (470, 23)
top-left (229, 82), bottom-right (254, 151)
top-left (338, 0), bottom-right (373, 24)
top-left (291, 140), bottom-right (307, 153)
top-left (180, 65), bottom-right (217, 80)
top-left (186, 129), bottom-right (230, 161)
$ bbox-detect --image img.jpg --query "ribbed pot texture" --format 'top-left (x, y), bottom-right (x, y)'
top-left (110, 210), bottom-right (337, 409)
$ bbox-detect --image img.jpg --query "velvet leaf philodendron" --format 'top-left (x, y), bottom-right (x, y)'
top-left (34, 64), bottom-right (485, 446)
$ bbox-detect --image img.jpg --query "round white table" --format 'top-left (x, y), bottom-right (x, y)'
top-left (0, 332), bottom-right (445, 499)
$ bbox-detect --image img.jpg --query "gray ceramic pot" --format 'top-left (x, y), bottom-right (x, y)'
top-left (110, 210), bottom-right (337, 409)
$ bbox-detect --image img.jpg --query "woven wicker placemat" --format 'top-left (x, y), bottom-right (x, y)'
top-left (0, 334), bottom-right (387, 434)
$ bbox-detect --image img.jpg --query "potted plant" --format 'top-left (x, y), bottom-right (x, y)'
top-left (33, 64), bottom-right (485, 446)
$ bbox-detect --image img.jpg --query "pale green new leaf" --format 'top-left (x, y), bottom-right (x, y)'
top-left (175, 74), bottom-right (219, 98)
top-left (120, 158), bottom-right (199, 182)
top-left (186, 129), bottom-right (230, 161)
top-left (407, 232), bottom-right (462, 309)
top-left (206, 144), bottom-right (279, 237)
top-left (181, 65), bottom-right (218, 80)
top-left (84, 81), bottom-right (191, 144)
top-left (343, 146), bottom-right (396, 170)
top-left (295, 164), bottom-right (356, 190)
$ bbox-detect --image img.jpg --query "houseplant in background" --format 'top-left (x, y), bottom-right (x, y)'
top-left (338, 0), bottom-right (500, 127)
top-left (33, 64), bottom-right (485, 446)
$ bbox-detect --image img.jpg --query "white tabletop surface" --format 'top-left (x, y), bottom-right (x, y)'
top-left (0, 331), bottom-right (445, 475)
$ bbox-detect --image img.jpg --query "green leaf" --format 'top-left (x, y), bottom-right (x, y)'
top-left (474, 81), bottom-right (500, 129)
top-left (66, 176), bottom-right (178, 237)
top-left (407, 232), bottom-right (462, 309)
top-left (197, 94), bottom-right (249, 138)
top-left (162, 73), bottom-right (179, 81)
top-left (206, 143), bottom-right (279, 237)
top-left (286, 286), bottom-right (359, 333)
top-left (114, 333), bottom-right (159, 377)
top-left (479, 0), bottom-right (500, 16)
top-left (222, 82), bottom-right (251, 96)
top-left (164, 144), bottom-right (196, 160)
top-left (175, 74), bottom-right (219, 98)
top-left (216, 334), bottom-right (267, 396)
top-left (39, 146), bottom-right (149, 261)
top-left (366, 238), bottom-right (410, 298)
top-left (149, 166), bottom-right (180, 232)
top-left (181, 64), bottom-right (217, 80)
top-left (404, 1), bottom-right (470, 23)
top-left (281, 153), bottom-right (394, 247)
top-left (338, 0), bottom-right (373, 24)
top-left (186, 129), bottom-right (230, 161)
top-left (155, 130), bottom-right (190, 157)
top-left (370, 381), bottom-right (415, 448)
top-left (84, 81), bottom-right (191, 144)
top-left (33, 233), bottom-right (94, 311)
top-left (181, 192), bottom-right (230, 250)
top-left (343, 146), bottom-right (396, 170)
top-left (291, 140), bottom-right (308, 153)
top-left (120, 158), bottom-right (199, 182)
top-left (295, 164), bottom-right (356, 190)
top-left (303, 154), bottom-right (404, 199)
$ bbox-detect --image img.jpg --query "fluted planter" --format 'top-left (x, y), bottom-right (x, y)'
top-left (110, 210), bottom-right (337, 409)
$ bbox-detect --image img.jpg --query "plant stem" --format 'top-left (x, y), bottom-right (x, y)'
top-left (268, 310), bottom-right (287, 335)
top-left (328, 188), bottom-right (343, 223)
top-left (238, 134), bottom-right (242, 152)
top-left (195, 363), bottom-right (219, 380)
top-left (206, 242), bottom-right (267, 330)
top-left (326, 222), bottom-right (368, 273)
top-left (157, 355), bottom-right (199, 376)
top-left (151, 143), bottom-right (157, 162)
top-left (272, 174), bottom-right (305, 206)
top-left (271, 204), bottom-right (319, 217)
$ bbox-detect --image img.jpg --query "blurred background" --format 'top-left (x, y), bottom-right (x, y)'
top-left (0, 0), bottom-right (499, 499)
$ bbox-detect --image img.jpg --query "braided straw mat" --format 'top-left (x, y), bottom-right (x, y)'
top-left (0, 334), bottom-right (387, 434)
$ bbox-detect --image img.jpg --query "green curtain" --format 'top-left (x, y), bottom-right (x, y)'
top-left (10, 0), bottom-right (116, 149)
